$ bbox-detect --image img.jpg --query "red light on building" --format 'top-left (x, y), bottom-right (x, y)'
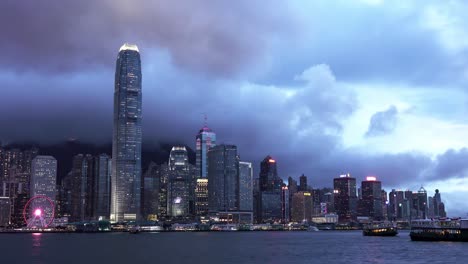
top-left (268, 159), bottom-right (276, 163)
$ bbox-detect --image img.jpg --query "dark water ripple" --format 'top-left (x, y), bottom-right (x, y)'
top-left (1, 230), bottom-right (467, 264)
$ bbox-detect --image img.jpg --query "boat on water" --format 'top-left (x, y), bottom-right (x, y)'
top-left (410, 218), bottom-right (468, 242)
top-left (363, 222), bottom-right (398, 236)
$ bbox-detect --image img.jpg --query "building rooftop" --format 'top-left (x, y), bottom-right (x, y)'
top-left (198, 125), bottom-right (213, 133)
top-left (119, 43), bottom-right (139, 52)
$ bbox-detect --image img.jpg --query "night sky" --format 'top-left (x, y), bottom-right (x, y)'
top-left (2, 0), bottom-right (468, 216)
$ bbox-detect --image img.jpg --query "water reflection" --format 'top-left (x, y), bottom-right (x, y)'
top-left (31, 232), bottom-right (43, 262)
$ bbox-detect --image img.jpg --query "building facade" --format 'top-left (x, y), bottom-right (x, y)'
top-left (333, 174), bottom-right (357, 223)
top-left (238, 161), bottom-right (253, 212)
top-left (207, 145), bottom-right (239, 212)
top-left (359, 177), bottom-right (383, 220)
top-left (111, 43), bottom-right (143, 222)
top-left (291, 191), bottom-right (313, 222)
top-left (94, 154), bottom-right (111, 220)
top-left (196, 125), bottom-right (216, 179)
top-left (31, 156), bottom-right (57, 201)
top-left (167, 147), bottom-right (191, 218)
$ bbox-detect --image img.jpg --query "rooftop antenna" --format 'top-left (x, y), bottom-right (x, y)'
top-left (204, 113), bottom-right (208, 127)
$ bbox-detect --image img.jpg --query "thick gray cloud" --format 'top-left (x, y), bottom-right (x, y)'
top-left (426, 148), bottom-right (468, 181)
top-left (365, 105), bottom-right (398, 137)
top-left (0, 0), bottom-right (290, 76)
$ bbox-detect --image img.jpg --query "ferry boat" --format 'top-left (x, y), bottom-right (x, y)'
top-left (410, 218), bottom-right (468, 242)
top-left (363, 222), bottom-right (398, 236)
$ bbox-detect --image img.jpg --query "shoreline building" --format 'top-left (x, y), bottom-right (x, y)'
top-left (167, 146), bottom-right (190, 218)
top-left (111, 43), bottom-right (143, 222)
top-left (333, 174), bottom-right (357, 223)
top-left (359, 176), bottom-right (383, 221)
top-left (255, 156), bottom-right (284, 223)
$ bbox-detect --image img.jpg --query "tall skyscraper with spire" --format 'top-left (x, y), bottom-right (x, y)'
top-left (111, 43), bottom-right (142, 222)
top-left (195, 117), bottom-right (216, 178)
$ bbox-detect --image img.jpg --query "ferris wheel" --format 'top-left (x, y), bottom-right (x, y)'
top-left (23, 195), bottom-right (55, 228)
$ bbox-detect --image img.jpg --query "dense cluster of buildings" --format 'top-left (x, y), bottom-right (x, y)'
top-left (0, 43), bottom-right (448, 228)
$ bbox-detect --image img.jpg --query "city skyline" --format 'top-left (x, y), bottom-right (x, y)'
top-left (1, 1), bottom-right (468, 217)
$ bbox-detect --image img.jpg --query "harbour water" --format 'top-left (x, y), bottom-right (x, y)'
top-left (1, 230), bottom-right (467, 264)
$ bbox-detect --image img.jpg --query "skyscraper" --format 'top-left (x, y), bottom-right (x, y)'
top-left (259, 156), bottom-right (282, 192)
top-left (94, 154), bottom-right (111, 220)
top-left (30, 156), bottom-right (57, 202)
top-left (142, 162), bottom-right (160, 221)
top-left (111, 43), bottom-right (142, 222)
top-left (299, 174), bottom-right (307, 191)
top-left (196, 123), bottom-right (216, 178)
top-left (70, 154), bottom-right (92, 222)
top-left (359, 176), bottom-right (383, 220)
top-left (416, 187), bottom-right (428, 219)
top-left (238, 161), bottom-right (253, 212)
top-left (167, 146), bottom-right (190, 217)
top-left (256, 156), bottom-right (284, 223)
top-left (207, 145), bottom-right (239, 212)
top-left (195, 178), bottom-right (209, 216)
top-left (333, 174), bottom-right (357, 223)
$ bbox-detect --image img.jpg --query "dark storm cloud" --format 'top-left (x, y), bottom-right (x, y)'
top-left (365, 105), bottom-right (398, 137)
top-left (0, 0), bottom-right (290, 76)
top-left (426, 148), bottom-right (468, 181)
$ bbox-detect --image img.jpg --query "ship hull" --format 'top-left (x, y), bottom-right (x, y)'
top-left (363, 228), bottom-right (398, 237)
top-left (410, 229), bottom-right (468, 242)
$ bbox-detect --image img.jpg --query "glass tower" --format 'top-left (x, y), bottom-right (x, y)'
top-left (239, 161), bottom-right (253, 211)
top-left (94, 154), bottom-right (111, 220)
top-left (207, 145), bottom-right (239, 212)
top-left (167, 146), bottom-right (190, 217)
top-left (196, 125), bottom-right (216, 178)
top-left (111, 43), bottom-right (142, 222)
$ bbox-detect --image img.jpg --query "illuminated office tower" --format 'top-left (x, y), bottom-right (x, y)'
top-left (196, 123), bottom-right (216, 178)
top-left (111, 43), bottom-right (142, 222)
top-left (167, 146), bottom-right (190, 217)
top-left (333, 174), bottom-right (357, 223)
top-left (359, 176), bottom-right (383, 220)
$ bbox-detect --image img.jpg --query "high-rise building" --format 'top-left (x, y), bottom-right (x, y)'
top-left (359, 176), bottom-right (383, 220)
top-left (59, 171), bottom-right (73, 218)
top-left (70, 154), bottom-right (94, 222)
top-left (196, 123), bottom-right (216, 178)
top-left (93, 154), bottom-right (111, 220)
top-left (157, 163), bottom-right (170, 218)
top-left (30, 156), bottom-right (57, 202)
top-left (111, 43), bottom-right (143, 222)
top-left (299, 174), bottom-right (308, 191)
top-left (0, 197), bottom-right (10, 227)
top-left (281, 186), bottom-right (290, 223)
top-left (291, 191), bottom-right (313, 223)
top-left (195, 178), bottom-right (209, 216)
top-left (167, 146), bottom-right (190, 217)
top-left (142, 162), bottom-right (160, 221)
top-left (416, 187), bottom-right (428, 219)
top-left (238, 161), bottom-right (253, 212)
top-left (333, 174), bottom-right (357, 223)
top-left (256, 156), bottom-right (283, 223)
top-left (207, 145), bottom-right (239, 212)
top-left (259, 156), bottom-right (282, 192)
